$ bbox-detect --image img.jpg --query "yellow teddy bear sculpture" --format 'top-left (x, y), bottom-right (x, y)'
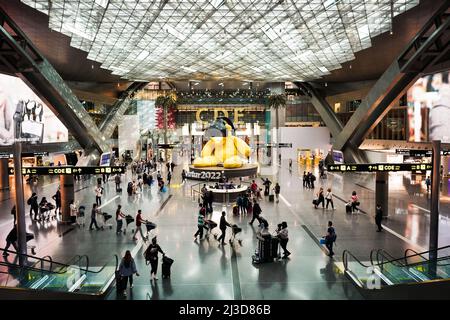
top-left (193, 123), bottom-right (251, 168)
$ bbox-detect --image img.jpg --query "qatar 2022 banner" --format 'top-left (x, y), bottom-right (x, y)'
top-left (0, 74), bottom-right (68, 145)
top-left (407, 71), bottom-right (450, 143)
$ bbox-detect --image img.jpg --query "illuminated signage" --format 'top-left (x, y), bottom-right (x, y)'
top-left (395, 149), bottom-right (450, 156)
top-left (256, 143), bottom-right (292, 148)
top-left (327, 163), bottom-right (433, 172)
top-left (185, 171), bottom-right (223, 181)
top-left (8, 166), bottom-right (126, 176)
top-left (195, 107), bottom-right (245, 125)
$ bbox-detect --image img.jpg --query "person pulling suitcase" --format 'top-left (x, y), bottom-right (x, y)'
top-left (117, 250), bottom-right (139, 297)
top-left (144, 236), bottom-right (165, 281)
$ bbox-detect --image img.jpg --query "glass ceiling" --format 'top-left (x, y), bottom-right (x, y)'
top-left (22, 0), bottom-right (419, 82)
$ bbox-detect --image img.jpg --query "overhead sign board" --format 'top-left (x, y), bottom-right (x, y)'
top-left (327, 163), bottom-right (432, 172)
top-left (395, 149), bottom-right (450, 156)
top-left (256, 143), bottom-right (292, 148)
top-left (8, 166), bottom-right (126, 176)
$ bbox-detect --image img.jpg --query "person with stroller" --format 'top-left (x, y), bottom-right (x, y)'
top-left (52, 187), bottom-right (62, 217)
top-left (217, 211), bottom-right (232, 245)
top-left (276, 222), bottom-right (291, 258)
top-left (132, 210), bottom-right (147, 241)
top-left (144, 236), bottom-right (165, 281)
top-left (89, 203), bottom-right (101, 231)
top-left (118, 250), bottom-right (139, 297)
top-left (116, 205), bottom-right (126, 234)
top-left (314, 187), bottom-right (325, 209)
top-left (249, 201), bottom-right (262, 225)
top-left (27, 192), bottom-right (39, 221)
top-left (194, 203), bottom-right (205, 241)
top-left (351, 191), bottom-right (360, 212)
top-left (38, 197), bottom-right (53, 221)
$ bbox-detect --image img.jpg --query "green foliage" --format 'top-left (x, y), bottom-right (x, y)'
top-left (267, 94), bottom-right (286, 110)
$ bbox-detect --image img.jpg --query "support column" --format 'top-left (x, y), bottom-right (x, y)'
top-left (0, 158), bottom-right (10, 190)
top-left (429, 140), bottom-right (441, 264)
top-left (60, 175), bottom-right (74, 223)
top-left (375, 171), bottom-right (389, 218)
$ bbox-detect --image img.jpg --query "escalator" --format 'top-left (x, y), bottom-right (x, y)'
top-left (0, 249), bottom-right (118, 299)
top-left (343, 245), bottom-right (450, 299)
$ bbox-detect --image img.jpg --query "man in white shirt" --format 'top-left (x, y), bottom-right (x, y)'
top-left (95, 185), bottom-right (103, 206)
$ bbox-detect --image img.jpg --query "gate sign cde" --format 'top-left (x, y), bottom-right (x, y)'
top-left (8, 166), bottom-right (126, 175)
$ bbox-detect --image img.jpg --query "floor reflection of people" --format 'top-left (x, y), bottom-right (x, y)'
top-left (320, 259), bottom-right (337, 289)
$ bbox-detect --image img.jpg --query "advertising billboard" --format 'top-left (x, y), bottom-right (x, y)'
top-left (407, 71), bottom-right (450, 142)
top-left (0, 74), bottom-right (68, 145)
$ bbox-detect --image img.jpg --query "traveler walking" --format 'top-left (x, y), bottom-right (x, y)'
top-left (116, 205), bottom-right (125, 234)
top-left (167, 171), bottom-right (171, 185)
top-left (324, 221), bottom-right (336, 257)
top-left (89, 203), bottom-right (101, 231)
top-left (132, 210), bottom-right (147, 241)
top-left (263, 178), bottom-right (272, 196)
top-left (181, 169), bottom-right (187, 183)
top-left (276, 221), bottom-right (291, 258)
top-left (217, 211), bottom-right (232, 245)
top-left (375, 204), bottom-right (383, 232)
top-left (273, 183), bottom-right (281, 203)
top-left (118, 250), bottom-right (139, 296)
top-left (289, 159), bottom-right (292, 172)
top-left (249, 202), bottom-right (262, 225)
top-left (310, 172), bottom-right (316, 189)
top-left (314, 187), bottom-right (325, 209)
top-left (115, 174), bottom-right (121, 192)
top-left (144, 236), bottom-right (165, 280)
top-left (425, 176), bottom-right (431, 192)
top-left (95, 185), bottom-right (103, 206)
top-left (11, 206), bottom-right (16, 224)
top-left (351, 191), bottom-right (360, 212)
top-left (303, 171), bottom-right (307, 188)
top-left (194, 204), bottom-right (205, 240)
top-left (27, 192), bottom-right (39, 220)
top-left (242, 193), bottom-right (249, 214)
top-left (52, 187), bottom-right (62, 216)
top-left (3, 226), bottom-right (18, 256)
top-left (69, 200), bottom-right (78, 224)
top-left (325, 188), bottom-right (334, 210)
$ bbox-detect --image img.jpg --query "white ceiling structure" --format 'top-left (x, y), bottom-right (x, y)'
top-left (21, 0), bottom-right (419, 82)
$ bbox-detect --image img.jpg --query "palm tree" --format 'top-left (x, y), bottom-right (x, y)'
top-left (268, 94), bottom-right (286, 165)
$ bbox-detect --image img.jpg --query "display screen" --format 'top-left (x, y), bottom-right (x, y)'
top-left (0, 74), bottom-right (68, 145)
top-left (100, 152), bottom-right (111, 166)
top-left (332, 150), bottom-right (344, 164)
top-left (407, 71), bottom-right (450, 142)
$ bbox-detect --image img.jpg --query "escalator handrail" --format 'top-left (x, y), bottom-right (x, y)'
top-left (375, 249), bottom-right (407, 267)
top-left (0, 261), bottom-right (74, 276)
top-left (0, 249), bottom-right (105, 275)
top-left (369, 245), bottom-right (450, 268)
top-left (342, 250), bottom-right (371, 271)
top-left (404, 248), bottom-right (429, 264)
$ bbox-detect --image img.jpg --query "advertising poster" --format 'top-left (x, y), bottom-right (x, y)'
top-left (407, 71), bottom-right (450, 142)
top-left (0, 74), bottom-right (68, 145)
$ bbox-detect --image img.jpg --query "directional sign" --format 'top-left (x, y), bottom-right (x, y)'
top-left (396, 149), bottom-right (450, 156)
top-left (8, 166), bottom-right (126, 176)
top-left (327, 163), bottom-right (433, 172)
top-left (256, 143), bottom-right (292, 148)
top-left (157, 144), bottom-right (176, 149)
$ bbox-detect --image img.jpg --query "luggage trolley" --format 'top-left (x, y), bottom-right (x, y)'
top-left (39, 203), bottom-right (55, 222)
top-left (145, 221), bottom-right (157, 239)
top-left (203, 219), bottom-right (218, 239)
top-left (123, 215), bottom-right (135, 234)
top-left (98, 212), bottom-right (113, 229)
top-left (229, 224), bottom-right (243, 246)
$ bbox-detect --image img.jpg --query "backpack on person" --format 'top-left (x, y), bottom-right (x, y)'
top-left (27, 197), bottom-right (32, 205)
top-left (328, 227), bottom-right (337, 242)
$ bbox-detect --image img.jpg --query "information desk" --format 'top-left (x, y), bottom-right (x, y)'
top-left (205, 185), bottom-right (248, 203)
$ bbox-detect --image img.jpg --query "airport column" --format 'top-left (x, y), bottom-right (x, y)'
top-left (375, 171), bottom-right (389, 218)
top-left (13, 103), bottom-right (27, 266)
top-left (0, 158), bottom-right (10, 190)
top-left (429, 140), bottom-right (441, 273)
top-left (60, 175), bottom-right (75, 223)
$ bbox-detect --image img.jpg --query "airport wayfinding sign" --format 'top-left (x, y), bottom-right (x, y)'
top-left (9, 166), bottom-right (126, 175)
top-left (327, 163), bottom-right (432, 172)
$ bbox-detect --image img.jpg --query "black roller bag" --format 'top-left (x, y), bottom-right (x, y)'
top-left (269, 194), bottom-right (274, 202)
top-left (162, 256), bottom-right (174, 279)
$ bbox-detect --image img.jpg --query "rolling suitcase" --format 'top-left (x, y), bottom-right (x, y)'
top-left (269, 194), bottom-right (274, 202)
top-left (232, 205), bottom-right (239, 215)
top-left (345, 203), bottom-right (352, 214)
top-left (115, 271), bottom-right (126, 292)
top-left (271, 236), bottom-right (280, 259)
top-left (162, 256), bottom-right (174, 278)
top-left (117, 188), bottom-right (122, 193)
top-left (264, 190), bottom-right (269, 196)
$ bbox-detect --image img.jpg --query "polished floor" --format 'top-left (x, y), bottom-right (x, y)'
top-left (0, 158), bottom-right (448, 300)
